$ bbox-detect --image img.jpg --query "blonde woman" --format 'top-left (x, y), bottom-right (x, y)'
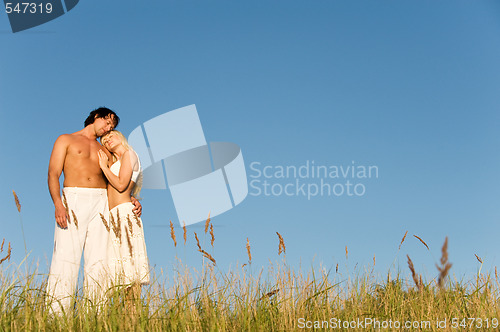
top-left (97, 130), bottom-right (149, 298)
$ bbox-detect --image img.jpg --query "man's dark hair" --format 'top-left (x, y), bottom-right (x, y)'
top-left (84, 107), bottom-right (120, 128)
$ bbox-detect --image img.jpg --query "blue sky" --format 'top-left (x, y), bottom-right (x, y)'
top-left (1, 0), bottom-right (500, 283)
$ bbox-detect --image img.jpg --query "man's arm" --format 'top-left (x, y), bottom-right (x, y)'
top-left (131, 196), bottom-right (142, 217)
top-left (48, 135), bottom-right (69, 228)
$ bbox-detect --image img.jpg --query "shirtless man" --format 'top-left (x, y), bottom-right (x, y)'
top-left (46, 107), bottom-right (141, 314)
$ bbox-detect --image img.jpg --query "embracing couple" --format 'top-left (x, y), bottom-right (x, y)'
top-left (46, 107), bottom-right (149, 314)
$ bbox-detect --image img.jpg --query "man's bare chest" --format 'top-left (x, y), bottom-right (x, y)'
top-left (67, 139), bottom-right (102, 160)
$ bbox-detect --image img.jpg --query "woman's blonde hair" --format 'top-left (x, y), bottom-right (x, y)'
top-left (101, 130), bottom-right (143, 199)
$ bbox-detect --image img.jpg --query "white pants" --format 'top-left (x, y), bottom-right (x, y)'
top-left (46, 187), bottom-right (109, 314)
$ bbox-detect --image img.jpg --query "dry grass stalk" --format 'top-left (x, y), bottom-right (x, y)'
top-left (71, 210), bottom-right (79, 229)
top-left (373, 254), bottom-right (376, 266)
top-left (276, 232), bottom-right (286, 255)
top-left (242, 263), bottom-right (247, 268)
top-left (336, 263), bottom-right (338, 273)
top-left (99, 213), bottom-right (110, 232)
top-left (170, 220), bottom-right (177, 247)
top-left (62, 191), bottom-right (70, 216)
top-left (407, 255), bottom-right (423, 290)
top-left (475, 254), bottom-right (482, 264)
top-left (204, 213), bottom-right (211, 234)
top-left (109, 213), bottom-right (117, 234)
top-left (0, 243), bottom-right (11, 264)
top-left (12, 190), bottom-right (21, 213)
top-left (259, 289), bottom-right (279, 300)
top-left (127, 216), bottom-right (133, 236)
top-left (194, 232), bottom-right (201, 250)
top-left (413, 235), bottom-right (429, 250)
top-left (116, 215), bottom-right (121, 243)
top-left (436, 237), bottom-right (452, 288)
top-left (170, 221), bottom-right (177, 247)
top-left (496, 267), bottom-right (498, 280)
top-left (246, 238), bottom-right (252, 264)
top-left (399, 231), bottom-right (408, 250)
top-left (210, 224), bottom-right (214, 247)
top-left (63, 194), bottom-right (71, 225)
top-left (125, 227), bottom-right (133, 257)
top-left (345, 246), bottom-right (348, 260)
top-left (133, 214), bottom-right (141, 228)
top-left (1, 238), bottom-right (4, 252)
top-left (199, 249), bottom-right (216, 265)
top-left (183, 221), bottom-right (187, 245)
top-left (109, 214), bottom-right (121, 243)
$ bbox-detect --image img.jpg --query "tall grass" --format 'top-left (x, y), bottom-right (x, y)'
top-left (1, 254), bottom-right (500, 331)
top-left (3, 193), bottom-right (500, 331)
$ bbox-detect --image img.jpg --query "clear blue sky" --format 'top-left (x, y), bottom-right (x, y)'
top-left (1, 0), bottom-right (500, 283)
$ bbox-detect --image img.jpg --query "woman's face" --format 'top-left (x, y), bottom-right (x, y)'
top-left (101, 132), bottom-right (122, 152)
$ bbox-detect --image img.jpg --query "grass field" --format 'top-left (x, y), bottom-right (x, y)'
top-left (2, 192), bottom-right (500, 331)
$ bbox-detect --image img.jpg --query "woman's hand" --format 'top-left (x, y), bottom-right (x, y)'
top-left (98, 150), bottom-right (109, 170)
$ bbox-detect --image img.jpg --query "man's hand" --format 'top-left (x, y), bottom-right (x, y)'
top-left (131, 196), bottom-right (142, 217)
top-left (55, 202), bottom-right (68, 228)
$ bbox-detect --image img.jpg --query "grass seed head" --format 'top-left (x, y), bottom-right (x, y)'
top-left (413, 234), bottom-right (429, 250)
top-left (199, 249), bottom-right (216, 265)
top-left (259, 289), bottom-right (279, 300)
top-left (210, 223), bottom-right (214, 247)
top-left (127, 216), bottom-right (133, 236)
top-left (133, 214), bottom-right (141, 228)
top-left (194, 232), bottom-right (201, 250)
top-left (0, 243), bottom-right (11, 265)
top-left (170, 221), bottom-right (177, 247)
top-left (183, 221), bottom-right (187, 245)
top-left (399, 230), bottom-right (408, 250)
top-left (436, 237), bottom-right (452, 289)
top-left (100, 213), bottom-right (110, 232)
top-left (71, 210), bottom-right (79, 229)
top-left (276, 232), bottom-right (285, 255)
top-left (62, 191), bottom-right (69, 216)
top-left (204, 213), bottom-right (211, 234)
top-left (110, 213), bottom-right (121, 244)
top-left (246, 238), bottom-right (252, 264)
top-left (12, 190), bottom-right (21, 213)
top-left (407, 255), bottom-right (423, 291)
top-left (125, 227), bottom-right (133, 257)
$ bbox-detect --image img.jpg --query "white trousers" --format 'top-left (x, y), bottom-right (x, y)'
top-left (46, 187), bottom-right (109, 314)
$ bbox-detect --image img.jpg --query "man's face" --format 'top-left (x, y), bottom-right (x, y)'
top-left (95, 115), bottom-right (116, 137)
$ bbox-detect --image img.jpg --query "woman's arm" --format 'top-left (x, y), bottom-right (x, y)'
top-left (98, 150), bottom-right (134, 192)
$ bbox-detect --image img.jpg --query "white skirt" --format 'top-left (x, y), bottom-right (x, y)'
top-left (107, 202), bottom-right (150, 285)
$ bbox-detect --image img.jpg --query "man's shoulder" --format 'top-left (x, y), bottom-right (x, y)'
top-left (54, 132), bottom-right (89, 146)
top-left (53, 133), bottom-right (72, 144)
top-left (57, 131), bottom-right (95, 141)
